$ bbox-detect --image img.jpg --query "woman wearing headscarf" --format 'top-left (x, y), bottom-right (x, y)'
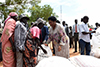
top-left (45, 16), bottom-right (69, 58)
top-left (23, 18), bottom-right (47, 67)
top-left (1, 12), bottom-right (18, 67)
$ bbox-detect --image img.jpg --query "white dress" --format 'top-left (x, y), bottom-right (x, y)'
top-left (46, 23), bottom-right (69, 58)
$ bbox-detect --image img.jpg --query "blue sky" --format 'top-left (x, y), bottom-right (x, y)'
top-left (40, 0), bottom-right (100, 27)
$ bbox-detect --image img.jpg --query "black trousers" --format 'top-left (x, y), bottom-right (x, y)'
top-left (0, 42), bottom-right (2, 61)
top-left (74, 33), bottom-right (79, 52)
top-left (69, 36), bottom-right (73, 48)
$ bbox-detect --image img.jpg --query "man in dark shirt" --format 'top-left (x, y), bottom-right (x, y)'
top-left (41, 25), bottom-right (49, 44)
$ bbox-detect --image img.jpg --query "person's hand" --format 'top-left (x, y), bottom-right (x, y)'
top-left (42, 49), bottom-right (47, 54)
top-left (44, 44), bottom-right (48, 46)
top-left (91, 45), bottom-right (93, 47)
top-left (92, 31), bottom-right (96, 33)
top-left (43, 40), bottom-right (46, 44)
top-left (58, 46), bottom-right (61, 51)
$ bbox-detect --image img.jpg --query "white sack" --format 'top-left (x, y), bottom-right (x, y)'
top-left (37, 44), bottom-right (52, 62)
top-left (91, 27), bottom-right (100, 58)
top-left (36, 56), bottom-right (75, 67)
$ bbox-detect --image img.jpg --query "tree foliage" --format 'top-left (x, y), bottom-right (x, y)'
top-left (29, 4), bottom-right (58, 22)
top-left (0, 0), bottom-right (58, 24)
top-left (0, 0), bottom-right (41, 22)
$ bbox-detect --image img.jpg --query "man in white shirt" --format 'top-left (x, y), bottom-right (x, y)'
top-left (72, 19), bottom-right (79, 53)
top-left (79, 16), bottom-right (95, 55)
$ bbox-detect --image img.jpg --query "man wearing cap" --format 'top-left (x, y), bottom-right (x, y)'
top-left (36, 18), bottom-right (49, 55)
top-left (37, 18), bottom-right (49, 44)
top-left (19, 14), bottom-right (29, 31)
top-left (14, 14), bottom-right (29, 67)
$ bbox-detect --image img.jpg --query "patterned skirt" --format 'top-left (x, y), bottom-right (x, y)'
top-left (23, 32), bottom-right (37, 67)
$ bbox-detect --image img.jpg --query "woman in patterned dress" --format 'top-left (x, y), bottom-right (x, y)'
top-left (23, 27), bottom-right (40, 67)
top-left (45, 16), bottom-right (69, 58)
top-left (1, 12), bottom-right (18, 67)
top-left (23, 18), bottom-right (47, 67)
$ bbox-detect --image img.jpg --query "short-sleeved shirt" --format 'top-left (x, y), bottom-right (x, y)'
top-left (79, 22), bottom-right (90, 42)
top-left (30, 26), bottom-right (40, 39)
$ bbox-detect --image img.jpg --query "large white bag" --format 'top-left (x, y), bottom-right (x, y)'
top-left (36, 56), bottom-right (75, 67)
top-left (90, 48), bottom-right (100, 58)
top-left (37, 44), bottom-right (52, 62)
top-left (69, 55), bottom-right (100, 67)
top-left (91, 27), bottom-right (100, 58)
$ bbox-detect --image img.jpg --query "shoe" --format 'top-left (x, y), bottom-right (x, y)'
top-left (73, 51), bottom-right (77, 53)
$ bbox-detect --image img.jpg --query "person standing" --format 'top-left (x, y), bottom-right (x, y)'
top-left (14, 14), bottom-right (29, 67)
top-left (38, 18), bottom-right (49, 44)
top-left (1, 12), bottom-right (18, 67)
top-left (94, 22), bottom-right (99, 30)
top-left (65, 24), bottom-right (69, 37)
top-left (62, 21), bottom-right (69, 36)
top-left (52, 20), bottom-right (61, 54)
top-left (23, 18), bottom-right (47, 67)
top-left (62, 21), bottom-right (66, 28)
top-left (69, 26), bottom-right (73, 48)
top-left (0, 23), bottom-right (2, 62)
top-left (36, 18), bottom-right (49, 55)
top-left (45, 16), bottom-right (69, 58)
top-left (72, 19), bottom-right (79, 53)
top-left (78, 18), bottom-right (83, 53)
top-left (79, 16), bottom-right (95, 55)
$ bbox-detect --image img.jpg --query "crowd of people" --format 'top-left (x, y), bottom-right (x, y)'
top-left (0, 12), bottom-right (99, 67)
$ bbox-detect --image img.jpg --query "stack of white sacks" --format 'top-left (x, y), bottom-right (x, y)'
top-left (90, 27), bottom-right (100, 58)
top-left (36, 42), bottom-right (100, 67)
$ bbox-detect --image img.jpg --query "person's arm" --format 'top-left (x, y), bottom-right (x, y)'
top-left (58, 26), bottom-right (69, 51)
top-left (44, 36), bottom-right (52, 46)
top-left (9, 37), bottom-right (16, 52)
top-left (80, 24), bottom-right (96, 35)
top-left (31, 26), bottom-right (47, 54)
top-left (72, 25), bottom-right (74, 37)
top-left (82, 31), bottom-right (95, 35)
top-left (35, 38), bottom-right (47, 54)
top-left (44, 28), bottom-right (52, 46)
top-left (59, 25), bottom-right (69, 46)
top-left (67, 27), bottom-right (69, 37)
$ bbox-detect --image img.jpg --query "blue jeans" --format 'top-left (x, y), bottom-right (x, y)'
top-left (79, 39), bottom-right (91, 55)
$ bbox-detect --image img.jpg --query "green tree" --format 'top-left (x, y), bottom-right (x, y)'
top-left (29, 4), bottom-right (58, 23)
top-left (0, 0), bottom-right (41, 22)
